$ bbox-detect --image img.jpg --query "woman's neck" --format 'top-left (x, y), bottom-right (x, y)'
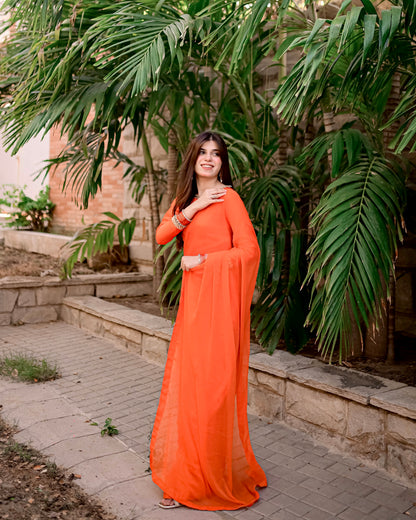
top-left (196, 178), bottom-right (222, 196)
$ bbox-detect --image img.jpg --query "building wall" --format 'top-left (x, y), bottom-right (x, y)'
top-left (48, 126), bottom-right (124, 235)
top-left (0, 133), bottom-right (50, 200)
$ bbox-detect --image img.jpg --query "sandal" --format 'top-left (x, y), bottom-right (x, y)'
top-left (158, 498), bottom-right (182, 509)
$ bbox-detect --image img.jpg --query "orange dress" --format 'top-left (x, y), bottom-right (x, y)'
top-left (149, 188), bottom-right (267, 510)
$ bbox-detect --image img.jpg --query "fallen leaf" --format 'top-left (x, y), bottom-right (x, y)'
top-left (33, 464), bottom-right (46, 471)
top-left (73, 474), bottom-right (81, 479)
top-left (28, 498), bottom-right (35, 504)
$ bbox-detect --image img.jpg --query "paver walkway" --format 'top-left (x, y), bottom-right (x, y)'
top-left (0, 321), bottom-right (415, 520)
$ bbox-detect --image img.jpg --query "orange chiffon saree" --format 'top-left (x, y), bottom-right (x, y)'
top-left (150, 188), bottom-right (267, 510)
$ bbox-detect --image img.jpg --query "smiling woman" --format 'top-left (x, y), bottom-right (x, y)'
top-left (150, 131), bottom-right (267, 511)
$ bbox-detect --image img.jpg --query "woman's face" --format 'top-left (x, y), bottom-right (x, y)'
top-left (194, 140), bottom-right (222, 180)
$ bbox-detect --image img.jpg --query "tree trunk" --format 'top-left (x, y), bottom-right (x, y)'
top-left (387, 267), bottom-right (396, 363)
top-left (142, 129), bottom-right (163, 298)
top-left (322, 108), bottom-right (336, 172)
top-left (277, 119), bottom-right (288, 166)
top-left (167, 129), bottom-right (178, 201)
top-left (364, 274), bottom-right (388, 360)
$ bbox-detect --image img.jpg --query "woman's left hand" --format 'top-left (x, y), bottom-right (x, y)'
top-left (181, 255), bottom-right (206, 271)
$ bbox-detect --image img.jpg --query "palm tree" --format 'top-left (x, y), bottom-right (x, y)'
top-left (2, 0), bottom-right (413, 363)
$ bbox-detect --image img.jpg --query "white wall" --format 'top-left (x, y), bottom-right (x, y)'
top-left (0, 133), bottom-right (50, 199)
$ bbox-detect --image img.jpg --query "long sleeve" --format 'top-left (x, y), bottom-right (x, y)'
top-left (206, 189), bottom-right (260, 270)
top-left (155, 199), bottom-right (182, 245)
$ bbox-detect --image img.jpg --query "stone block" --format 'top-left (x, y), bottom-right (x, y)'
top-left (79, 312), bottom-right (104, 335)
top-left (249, 350), bottom-right (317, 379)
top-left (286, 381), bottom-right (347, 435)
top-left (0, 313), bottom-right (11, 326)
top-left (386, 444), bottom-right (416, 483)
top-left (102, 321), bottom-right (142, 346)
top-left (125, 340), bottom-right (142, 354)
top-left (141, 334), bottom-right (169, 365)
top-left (386, 414), bottom-right (416, 448)
top-left (346, 402), bottom-right (385, 459)
top-left (96, 282), bottom-right (151, 298)
top-left (17, 288), bottom-right (36, 307)
top-left (370, 386), bottom-right (416, 420)
top-left (289, 363), bottom-right (403, 406)
top-left (0, 289), bottom-right (18, 312)
top-left (36, 286), bottom-right (66, 305)
top-left (347, 402), bottom-right (385, 439)
top-left (248, 384), bottom-right (283, 419)
top-left (12, 305), bottom-right (57, 324)
top-left (129, 242), bottom-right (153, 263)
top-left (248, 368), bottom-right (258, 384)
top-left (102, 330), bottom-right (128, 350)
top-left (66, 284), bottom-right (95, 297)
top-left (257, 372), bottom-right (285, 395)
top-left (60, 305), bottom-right (80, 327)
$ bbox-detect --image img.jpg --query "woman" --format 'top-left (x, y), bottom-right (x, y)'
top-left (150, 131), bottom-right (267, 511)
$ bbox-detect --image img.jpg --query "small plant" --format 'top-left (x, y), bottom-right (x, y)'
top-left (100, 418), bottom-right (119, 437)
top-left (0, 352), bottom-right (60, 382)
top-left (61, 212), bottom-right (136, 278)
top-left (0, 185), bottom-right (55, 231)
top-left (4, 440), bottom-right (38, 462)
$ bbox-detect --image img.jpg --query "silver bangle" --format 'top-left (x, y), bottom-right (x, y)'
top-left (182, 209), bottom-right (192, 222)
top-left (172, 214), bottom-right (186, 230)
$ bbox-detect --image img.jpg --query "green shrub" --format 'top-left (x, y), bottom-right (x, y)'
top-left (0, 185), bottom-right (55, 232)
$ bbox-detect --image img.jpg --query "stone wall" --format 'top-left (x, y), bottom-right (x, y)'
top-left (60, 295), bottom-right (416, 487)
top-left (249, 352), bottom-right (416, 485)
top-left (0, 274), bottom-right (152, 326)
top-left (3, 229), bottom-right (69, 258)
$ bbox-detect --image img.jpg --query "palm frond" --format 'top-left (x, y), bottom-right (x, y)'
top-left (61, 213), bottom-right (136, 278)
top-left (86, 3), bottom-right (195, 95)
top-left (305, 155), bottom-right (405, 361)
top-left (156, 239), bottom-right (183, 319)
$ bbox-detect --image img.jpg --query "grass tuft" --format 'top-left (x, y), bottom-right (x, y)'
top-left (0, 352), bottom-right (60, 382)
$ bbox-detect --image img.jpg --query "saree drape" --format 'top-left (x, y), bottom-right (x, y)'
top-left (149, 188), bottom-right (267, 510)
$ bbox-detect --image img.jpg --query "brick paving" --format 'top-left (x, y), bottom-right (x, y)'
top-left (1, 321), bottom-right (416, 520)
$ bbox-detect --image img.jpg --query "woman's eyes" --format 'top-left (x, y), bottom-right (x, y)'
top-left (199, 150), bottom-right (219, 156)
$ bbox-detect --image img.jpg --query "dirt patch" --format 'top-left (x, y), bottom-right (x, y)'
top-left (0, 416), bottom-right (119, 520)
top-left (0, 244), bottom-right (139, 278)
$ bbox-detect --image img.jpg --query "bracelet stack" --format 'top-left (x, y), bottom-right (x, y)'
top-left (172, 209), bottom-right (192, 231)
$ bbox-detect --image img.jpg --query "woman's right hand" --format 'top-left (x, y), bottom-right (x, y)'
top-left (184, 187), bottom-right (227, 219)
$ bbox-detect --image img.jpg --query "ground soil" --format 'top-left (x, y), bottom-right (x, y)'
top-left (1, 244), bottom-right (415, 387)
top-left (0, 244), bottom-right (139, 278)
top-left (0, 416), bottom-right (119, 520)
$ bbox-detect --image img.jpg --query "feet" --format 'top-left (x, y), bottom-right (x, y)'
top-left (158, 498), bottom-right (181, 509)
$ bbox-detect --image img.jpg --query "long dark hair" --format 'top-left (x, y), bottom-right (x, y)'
top-left (173, 131), bottom-right (233, 249)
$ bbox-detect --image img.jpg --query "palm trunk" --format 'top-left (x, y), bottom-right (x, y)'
top-left (142, 129), bottom-right (163, 297)
top-left (167, 129), bottom-right (178, 200)
top-left (322, 108), bottom-right (336, 172)
top-left (387, 268), bottom-right (396, 363)
top-left (383, 73), bottom-right (401, 363)
top-left (277, 118), bottom-right (288, 165)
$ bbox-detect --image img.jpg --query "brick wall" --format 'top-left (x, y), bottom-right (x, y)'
top-left (49, 126), bottom-right (124, 235)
